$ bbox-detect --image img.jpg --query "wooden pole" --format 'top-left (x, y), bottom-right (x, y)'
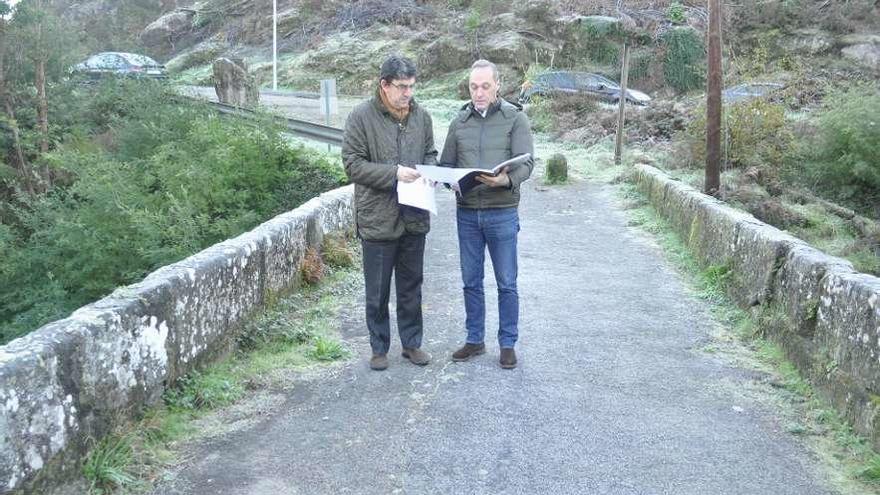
top-left (614, 43), bottom-right (631, 165)
top-left (705, 0), bottom-right (723, 196)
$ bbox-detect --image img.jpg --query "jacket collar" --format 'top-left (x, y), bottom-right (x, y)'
top-left (458, 98), bottom-right (520, 122)
top-left (372, 86), bottom-right (418, 121)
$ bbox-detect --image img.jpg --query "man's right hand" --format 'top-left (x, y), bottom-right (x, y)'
top-left (397, 165), bottom-right (421, 183)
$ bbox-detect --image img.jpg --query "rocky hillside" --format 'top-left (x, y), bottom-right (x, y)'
top-left (55, 0), bottom-right (879, 98)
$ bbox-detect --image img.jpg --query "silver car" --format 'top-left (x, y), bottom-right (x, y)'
top-left (71, 52), bottom-right (167, 81)
top-left (519, 71), bottom-right (652, 106)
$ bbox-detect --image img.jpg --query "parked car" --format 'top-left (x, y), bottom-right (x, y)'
top-left (518, 71), bottom-right (652, 106)
top-left (71, 52), bottom-right (167, 81)
top-left (721, 82), bottom-right (784, 104)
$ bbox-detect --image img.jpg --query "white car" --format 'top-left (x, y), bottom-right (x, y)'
top-left (71, 52), bottom-right (167, 81)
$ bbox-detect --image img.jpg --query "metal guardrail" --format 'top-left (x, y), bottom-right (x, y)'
top-left (205, 100), bottom-right (344, 147)
top-left (259, 89), bottom-right (321, 99)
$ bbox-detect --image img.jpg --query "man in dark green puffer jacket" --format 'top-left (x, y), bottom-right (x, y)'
top-left (440, 59), bottom-right (535, 370)
top-left (342, 55), bottom-right (437, 371)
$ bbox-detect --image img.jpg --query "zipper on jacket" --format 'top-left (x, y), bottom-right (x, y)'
top-left (396, 121), bottom-right (405, 166)
top-left (478, 116), bottom-right (485, 209)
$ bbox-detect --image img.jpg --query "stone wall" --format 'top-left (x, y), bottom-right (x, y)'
top-left (634, 165), bottom-right (880, 449)
top-left (0, 185), bottom-right (354, 494)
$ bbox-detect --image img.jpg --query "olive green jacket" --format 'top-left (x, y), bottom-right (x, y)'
top-left (439, 99), bottom-right (534, 209)
top-left (342, 94), bottom-right (437, 241)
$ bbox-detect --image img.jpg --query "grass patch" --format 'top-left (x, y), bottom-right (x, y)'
top-left (538, 136), bottom-right (624, 183)
top-left (310, 335), bottom-right (349, 361)
top-left (80, 253), bottom-right (360, 493)
top-left (164, 368), bottom-right (245, 412)
top-left (83, 435), bottom-right (139, 493)
top-left (418, 69), bottom-right (469, 100)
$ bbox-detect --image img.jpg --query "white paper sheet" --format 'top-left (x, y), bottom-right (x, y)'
top-left (397, 177), bottom-right (437, 215)
top-left (415, 165), bottom-right (470, 184)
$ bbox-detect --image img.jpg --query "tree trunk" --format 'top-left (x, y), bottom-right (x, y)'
top-left (705, 0), bottom-right (723, 197)
top-left (2, 99), bottom-right (30, 194)
top-left (0, 33), bottom-right (32, 195)
top-left (34, 6), bottom-right (51, 189)
top-left (35, 59), bottom-right (48, 154)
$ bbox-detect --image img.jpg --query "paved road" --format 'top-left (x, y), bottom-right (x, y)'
top-left (152, 176), bottom-right (833, 494)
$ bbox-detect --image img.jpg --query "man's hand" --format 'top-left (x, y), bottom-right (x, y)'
top-left (397, 165), bottom-right (421, 183)
top-left (476, 166), bottom-right (511, 188)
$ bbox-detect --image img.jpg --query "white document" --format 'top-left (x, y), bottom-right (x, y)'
top-left (415, 165), bottom-right (468, 184)
top-left (397, 177), bottom-right (437, 215)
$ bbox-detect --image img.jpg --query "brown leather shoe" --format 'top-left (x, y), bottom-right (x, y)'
top-left (452, 343), bottom-right (486, 362)
top-left (402, 347), bottom-right (431, 366)
top-left (370, 354), bottom-right (388, 370)
top-left (500, 348), bottom-right (517, 369)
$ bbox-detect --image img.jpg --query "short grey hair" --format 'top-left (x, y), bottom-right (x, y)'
top-left (471, 59), bottom-right (500, 83)
top-left (380, 55), bottom-right (417, 83)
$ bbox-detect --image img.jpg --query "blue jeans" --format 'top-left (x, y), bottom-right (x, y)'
top-left (456, 207), bottom-right (520, 348)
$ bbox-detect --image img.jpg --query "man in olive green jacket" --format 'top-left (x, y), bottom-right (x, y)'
top-left (440, 59), bottom-right (535, 369)
top-left (342, 55), bottom-right (437, 371)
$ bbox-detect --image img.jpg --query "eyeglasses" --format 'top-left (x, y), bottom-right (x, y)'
top-left (389, 81), bottom-right (416, 92)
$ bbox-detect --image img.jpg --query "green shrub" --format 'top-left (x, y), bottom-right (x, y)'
top-left (524, 96), bottom-right (553, 133)
top-left (803, 84), bottom-right (880, 211)
top-left (581, 18), bottom-right (623, 66)
top-left (682, 98), bottom-right (791, 176)
top-left (662, 27), bottom-right (705, 93)
top-left (666, 2), bottom-right (686, 24)
top-left (322, 234), bottom-right (356, 268)
top-left (0, 82), bottom-right (347, 343)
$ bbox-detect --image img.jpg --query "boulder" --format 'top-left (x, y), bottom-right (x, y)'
top-left (160, 0), bottom-right (176, 13)
top-left (545, 153), bottom-right (568, 184)
top-left (782, 29), bottom-right (834, 55)
top-left (842, 43), bottom-right (880, 70)
top-left (420, 35), bottom-right (472, 77)
top-left (839, 34), bottom-right (880, 45)
top-left (481, 31), bottom-right (531, 67)
top-left (140, 10), bottom-right (194, 55)
top-left (514, 0), bottom-right (562, 32)
top-left (213, 58), bottom-right (260, 108)
top-left (480, 31), bottom-right (556, 70)
top-left (166, 41), bottom-right (226, 73)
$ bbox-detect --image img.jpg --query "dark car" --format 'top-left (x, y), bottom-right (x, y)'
top-left (518, 71), bottom-right (652, 106)
top-left (721, 82), bottom-right (784, 104)
top-left (71, 52), bottom-right (167, 81)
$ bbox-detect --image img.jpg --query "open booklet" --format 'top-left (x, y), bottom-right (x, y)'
top-left (415, 153), bottom-right (531, 195)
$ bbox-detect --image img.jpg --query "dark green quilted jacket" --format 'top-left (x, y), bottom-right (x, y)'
top-left (342, 93), bottom-right (437, 241)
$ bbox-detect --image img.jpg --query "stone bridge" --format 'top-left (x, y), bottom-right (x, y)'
top-left (1, 164), bottom-right (879, 494)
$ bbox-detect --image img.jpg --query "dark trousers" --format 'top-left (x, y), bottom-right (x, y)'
top-left (361, 233), bottom-right (426, 355)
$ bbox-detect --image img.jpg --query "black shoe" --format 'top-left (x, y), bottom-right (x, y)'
top-left (402, 347), bottom-right (431, 366)
top-left (500, 348), bottom-right (517, 369)
top-left (452, 343), bottom-right (486, 362)
top-left (370, 354), bottom-right (388, 370)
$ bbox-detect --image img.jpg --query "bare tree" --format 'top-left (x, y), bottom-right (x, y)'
top-left (9, 0), bottom-right (75, 189)
top-left (0, 0), bottom-right (32, 194)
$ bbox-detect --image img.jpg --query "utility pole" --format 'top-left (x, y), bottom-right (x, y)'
top-left (614, 42), bottom-right (631, 165)
top-left (272, 0), bottom-right (277, 90)
top-left (705, 0), bottom-right (722, 197)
